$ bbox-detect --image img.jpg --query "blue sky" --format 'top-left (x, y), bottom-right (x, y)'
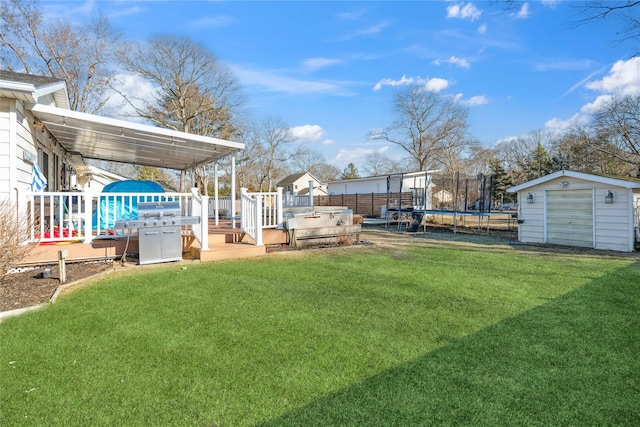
top-left (44, 1), bottom-right (639, 170)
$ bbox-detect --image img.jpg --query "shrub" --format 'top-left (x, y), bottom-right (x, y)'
top-left (0, 198), bottom-right (37, 280)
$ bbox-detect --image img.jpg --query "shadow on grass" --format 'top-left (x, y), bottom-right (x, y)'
top-left (257, 263), bottom-right (640, 426)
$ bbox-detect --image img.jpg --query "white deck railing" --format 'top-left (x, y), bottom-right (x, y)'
top-left (21, 189), bottom-right (200, 246)
top-left (207, 196), bottom-right (233, 218)
top-left (282, 192), bottom-right (311, 207)
top-left (21, 186), bottom-right (296, 249)
top-left (190, 188), bottom-right (209, 251)
top-left (240, 187), bottom-right (284, 246)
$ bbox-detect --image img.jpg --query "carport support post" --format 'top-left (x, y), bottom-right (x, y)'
top-left (276, 187), bottom-right (283, 225)
top-left (231, 156), bottom-right (237, 229)
top-left (83, 190), bottom-right (94, 243)
top-left (214, 163), bottom-right (219, 226)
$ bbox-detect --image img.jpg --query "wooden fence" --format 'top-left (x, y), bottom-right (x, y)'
top-left (314, 193), bottom-right (414, 217)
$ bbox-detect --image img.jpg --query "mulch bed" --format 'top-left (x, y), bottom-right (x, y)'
top-left (1, 261), bottom-right (113, 313)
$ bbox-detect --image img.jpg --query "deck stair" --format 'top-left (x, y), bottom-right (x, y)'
top-left (189, 218), bottom-right (287, 262)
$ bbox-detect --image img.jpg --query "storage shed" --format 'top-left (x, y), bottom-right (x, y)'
top-left (507, 170), bottom-right (640, 252)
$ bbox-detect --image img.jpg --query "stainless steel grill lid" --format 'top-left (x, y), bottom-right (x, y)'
top-left (137, 201), bottom-right (181, 218)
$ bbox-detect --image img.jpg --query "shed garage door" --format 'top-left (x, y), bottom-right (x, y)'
top-left (546, 189), bottom-right (593, 247)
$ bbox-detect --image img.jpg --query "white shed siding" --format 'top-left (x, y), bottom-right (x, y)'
top-left (511, 174), bottom-right (639, 252)
top-left (594, 187), bottom-right (633, 251)
top-left (517, 190), bottom-right (545, 243)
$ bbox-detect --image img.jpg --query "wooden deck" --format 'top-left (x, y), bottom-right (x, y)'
top-left (19, 218), bottom-right (288, 266)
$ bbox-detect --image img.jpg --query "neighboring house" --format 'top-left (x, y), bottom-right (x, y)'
top-left (507, 170), bottom-right (640, 252)
top-left (276, 172), bottom-right (327, 196)
top-left (75, 165), bottom-right (127, 192)
top-left (327, 170), bottom-right (437, 210)
top-left (0, 70), bottom-right (244, 203)
top-left (433, 189), bottom-right (453, 206)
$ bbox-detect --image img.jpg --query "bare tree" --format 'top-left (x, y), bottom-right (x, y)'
top-left (575, 1), bottom-right (640, 56)
top-left (363, 152), bottom-right (402, 176)
top-left (120, 34), bottom-right (243, 193)
top-left (370, 86), bottom-right (471, 171)
top-left (290, 147), bottom-right (340, 181)
top-left (495, 1), bottom-right (640, 56)
top-left (494, 133), bottom-right (544, 185)
top-left (1, 0), bottom-right (124, 113)
top-left (239, 116), bottom-right (295, 191)
top-left (592, 94), bottom-right (640, 166)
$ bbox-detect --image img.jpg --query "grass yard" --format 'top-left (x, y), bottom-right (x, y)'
top-left (1, 241), bottom-right (639, 426)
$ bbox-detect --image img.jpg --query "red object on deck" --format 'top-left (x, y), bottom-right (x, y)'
top-left (37, 227), bottom-right (79, 245)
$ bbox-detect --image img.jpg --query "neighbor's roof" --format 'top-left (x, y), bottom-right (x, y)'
top-left (0, 69), bottom-right (70, 109)
top-left (328, 169), bottom-right (438, 185)
top-left (276, 172), bottom-right (322, 187)
top-left (507, 170), bottom-right (640, 193)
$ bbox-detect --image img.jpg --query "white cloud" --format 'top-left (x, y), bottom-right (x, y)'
top-left (446, 2), bottom-right (482, 22)
top-left (190, 15), bottom-right (236, 29)
top-left (322, 139), bottom-right (336, 146)
top-left (424, 78), bottom-right (449, 93)
top-left (103, 73), bottom-right (159, 121)
top-left (545, 113), bottom-right (583, 133)
top-left (541, 0), bottom-right (560, 8)
top-left (335, 147), bottom-right (379, 164)
top-left (581, 95), bottom-right (614, 115)
top-left (373, 75), bottom-right (417, 91)
top-left (465, 95), bottom-right (489, 106)
top-left (289, 125), bottom-right (325, 143)
top-left (335, 21), bottom-right (392, 41)
top-left (585, 57), bottom-right (640, 96)
top-left (535, 59), bottom-right (596, 72)
top-left (303, 57), bottom-right (342, 72)
top-left (231, 64), bottom-right (354, 95)
top-left (513, 3), bottom-right (531, 20)
top-left (452, 93), bottom-right (488, 106)
top-left (478, 23), bottom-right (487, 34)
top-left (434, 56), bottom-right (471, 69)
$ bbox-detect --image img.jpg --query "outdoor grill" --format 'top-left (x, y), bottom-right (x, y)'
top-left (114, 201), bottom-right (200, 265)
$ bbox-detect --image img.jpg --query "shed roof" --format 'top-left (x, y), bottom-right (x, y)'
top-left (507, 170), bottom-right (640, 193)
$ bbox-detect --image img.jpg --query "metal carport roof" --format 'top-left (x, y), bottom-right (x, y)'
top-left (30, 103), bottom-right (244, 171)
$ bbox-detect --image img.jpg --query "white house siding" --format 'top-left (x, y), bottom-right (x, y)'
top-left (328, 178), bottom-right (384, 194)
top-left (328, 172), bottom-right (431, 195)
top-left (0, 98), bottom-right (11, 197)
top-left (15, 101), bottom-right (37, 195)
top-left (0, 98), bottom-right (41, 200)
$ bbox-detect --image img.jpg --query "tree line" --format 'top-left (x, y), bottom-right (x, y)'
top-left (2, 0), bottom-right (638, 200)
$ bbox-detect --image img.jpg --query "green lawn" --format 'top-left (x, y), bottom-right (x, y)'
top-left (1, 241), bottom-right (639, 426)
